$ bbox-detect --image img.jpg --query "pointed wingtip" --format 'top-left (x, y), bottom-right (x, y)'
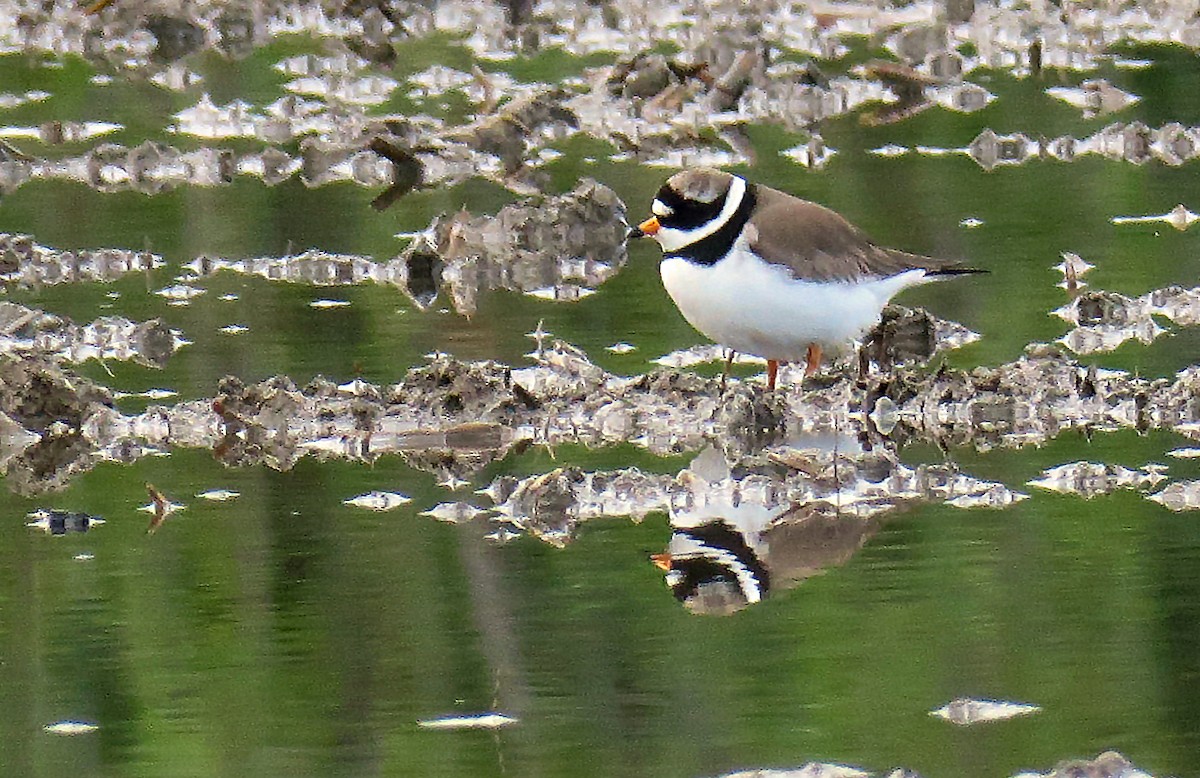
top-left (929, 265), bottom-right (989, 276)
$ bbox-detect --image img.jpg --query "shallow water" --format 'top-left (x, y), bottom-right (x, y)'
top-left (4, 2), bottom-right (1200, 777)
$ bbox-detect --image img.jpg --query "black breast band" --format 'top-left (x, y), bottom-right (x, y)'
top-left (664, 183), bottom-right (758, 267)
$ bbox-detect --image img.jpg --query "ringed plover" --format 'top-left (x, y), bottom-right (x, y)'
top-left (633, 168), bottom-right (982, 389)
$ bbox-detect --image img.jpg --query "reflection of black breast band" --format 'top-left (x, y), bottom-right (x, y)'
top-left (671, 520), bottom-right (771, 601)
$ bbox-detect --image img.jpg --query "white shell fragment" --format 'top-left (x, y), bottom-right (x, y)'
top-left (1112, 205), bottom-right (1200, 231)
top-left (931, 698), bottom-right (1041, 726)
top-left (417, 713), bottom-right (518, 730)
top-left (343, 491), bottom-right (412, 511)
top-left (44, 721), bottom-right (99, 735)
top-left (196, 489), bottom-right (241, 501)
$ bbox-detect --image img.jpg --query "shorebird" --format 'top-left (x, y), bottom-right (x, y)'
top-left (633, 168), bottom-right (982, 389)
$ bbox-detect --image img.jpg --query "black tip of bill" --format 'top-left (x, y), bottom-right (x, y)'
top-left (627, 225), bottom-right (646, 239)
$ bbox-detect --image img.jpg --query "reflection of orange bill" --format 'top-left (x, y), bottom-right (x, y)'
top-left (145, 482), bottom-right (167, 534)
top-left (650, 552), bottom-right (672, 571)
top-left (637, 217), bottom-right (660, 235)
top-left (85, 0), bottom-right (116, 14)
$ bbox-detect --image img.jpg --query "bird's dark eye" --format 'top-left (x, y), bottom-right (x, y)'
top-left (655, 185), bottom-right (726, 230)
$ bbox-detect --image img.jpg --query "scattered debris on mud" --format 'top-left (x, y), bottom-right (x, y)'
top-left (1013, 751), bottom-right (1158, 778)
top-left (2, 335), bottom-right (1192, 546)
top-left (0, 301), bottom-right (186, 367)
top-left (707, 751), bottom-right (1156, 778)
top-left (3, 0), bottom-right (1200, 202)
top-left (0, 353), bottom-right (114, 494)
top-left (0, 232), bottom-right (162, 285)
top-left (185, 179), bottom-right (626, 313)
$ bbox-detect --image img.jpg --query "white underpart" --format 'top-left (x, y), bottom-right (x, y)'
top-left (654, 176), bottom-right (746, 253)
top-left (660, 236), bottom-right (931, 361)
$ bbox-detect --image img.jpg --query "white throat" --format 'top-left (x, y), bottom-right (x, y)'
top-left (655, 175), bottom-right (747, 253)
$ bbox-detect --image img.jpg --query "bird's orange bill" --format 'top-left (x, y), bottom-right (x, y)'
top-left (637, 217), bottom-right (660, 236)
top-left (650, 552), bottom-right (673, 571)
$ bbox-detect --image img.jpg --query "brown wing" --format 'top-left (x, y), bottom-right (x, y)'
top-left (746, 185), bottom-right (969, 282)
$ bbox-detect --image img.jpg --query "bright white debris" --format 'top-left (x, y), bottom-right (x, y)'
top-left (1046, 81), bottom-right (1139, 117)
top-left (915, 145), bottom-right (959, 156)
top-left (337, 378), bottom-right (374, 396)
top-left (1113, 59), bottom-right (1153, 69)
top-left (781, 140), bottom-right (837, 169)
top-left (1148, 481), bottom-right (1200, 511)
top-left (113, 388), bottom-right (179, 401)
top-left (945, 484), bottom-right (1028, 508)
top-left (44, 721), bottom-right (99, 735)
top-left (155, 284), bottom-right (206, 302)
top-left (1028, 462), bottom-right (1167, 498)
top-left (653, 345), bottom-right (764, 368)
top-left (343, 491), bottom-right (412, 511)
top-left (421, 502), bottom-right (487, 523)
top-left (686, 446), bottom-right (732, 484)
top-left (138, 500), bottom-right (184, 515)
top-left (309, 299), bottom-right (351, 309)
top-left (931, 698), bottom-right (1041, 726)
top-left (196, 489), bottom-right (240, 502)
top-left (1010, 751), bottom-right (1153, 778)
top-left (1055, 252), bottom-right (1094, 278)
top-left (605, 342), bottom-right (637, 354)
top-left (1112, 204), bottom-right (1200, 231)
top-left (417, 713), bottom-right (519, 730)
top-left (719, 763), bottom-right (870, 778)
top-left (485, 526), bottom-right (522, 543)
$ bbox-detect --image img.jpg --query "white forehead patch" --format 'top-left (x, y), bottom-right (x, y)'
top-left (652, 175), bottom-right (746, 253)
top-left (652, 200), bottom-right (673, 218)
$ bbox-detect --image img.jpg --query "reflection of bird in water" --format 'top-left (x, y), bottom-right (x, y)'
top-left (654, 447), bottom-right (888, 615)
top-left (654, 520), bottom-right (772, 613)
top-left (656, 503), bottom-right (884, 616)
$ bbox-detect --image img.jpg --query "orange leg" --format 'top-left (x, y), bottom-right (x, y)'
top-left (805, 343), bottom-right (823, 377)
top-left (766, 359), bottom-right (779, 391)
